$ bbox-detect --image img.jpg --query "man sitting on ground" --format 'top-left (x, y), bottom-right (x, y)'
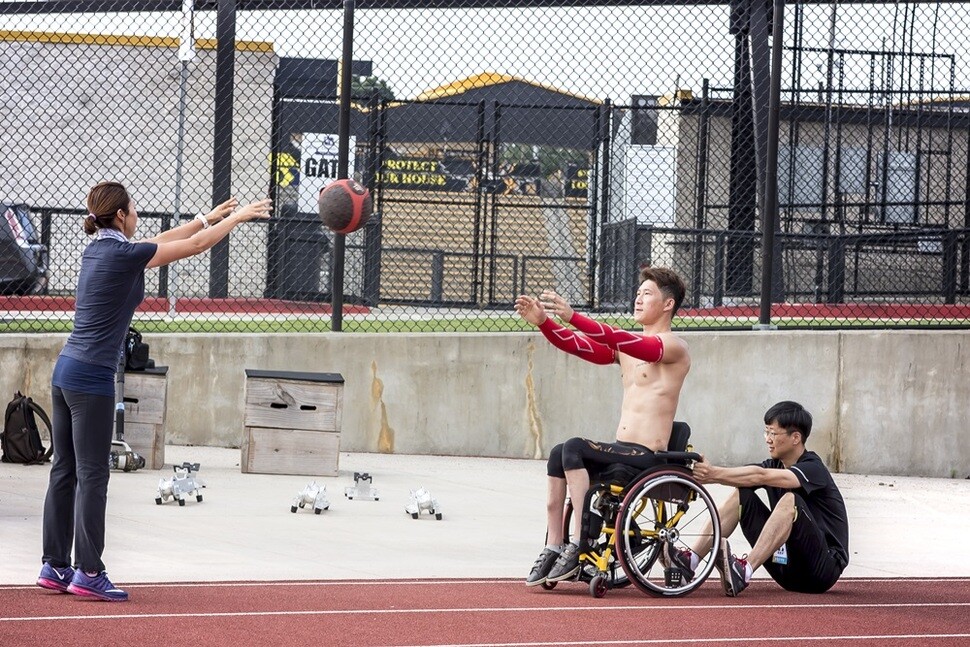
top-left (675, 401), bottom-right (849, 596)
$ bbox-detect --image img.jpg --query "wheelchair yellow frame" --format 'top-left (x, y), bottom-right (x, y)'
top-left (579, 482), bottom-right (694, 575)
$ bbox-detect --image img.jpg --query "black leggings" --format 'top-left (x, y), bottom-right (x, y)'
top-left (42, 386), bottom-right (115, 573)
top-left (547, 437), bottom-right (662, 479)
top-left (738, 487), bottom-right (845, 593)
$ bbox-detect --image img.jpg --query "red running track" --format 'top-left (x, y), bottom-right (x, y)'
top-left (1, 578), bottom-right (968, 647)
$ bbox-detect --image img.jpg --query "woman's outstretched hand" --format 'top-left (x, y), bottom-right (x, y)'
top-left (206, 198), bottom-right (238, 225)
top-left (233, 198), bottom-right (272, 222)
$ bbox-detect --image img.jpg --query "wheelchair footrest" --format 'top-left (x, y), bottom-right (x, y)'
top-left (664, 567), bottom-right (684, 588)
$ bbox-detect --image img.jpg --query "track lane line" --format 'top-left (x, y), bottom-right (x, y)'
top-left (381, 635), bottom-right (970, 647)
top-left (3, 601), bottom-right (970, 622)
top-left (1, 576), bottom-right (966, 591)
top-left (0, 579), bottom-right (522, 591)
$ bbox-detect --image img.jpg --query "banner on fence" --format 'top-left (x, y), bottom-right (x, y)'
top-left (377, 157), bottom-right (468, 192)
top-left (565, 164), bottom-right (589, 199)
top-left (298, 133), bottom-right (356, 213)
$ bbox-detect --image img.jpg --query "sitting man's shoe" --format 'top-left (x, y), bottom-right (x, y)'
top-left (526, 547), bottom-right (562, 586)
top-left (664, 544), bottom-right (696, 583)
top-left (36, 563), bottom-right (75, 593)
top-left (66, 570), bottom-right (129, 602)
top-left (715, 539), bottom-right (750, 597)
top-left (546, 542), bottom-right (582, 582)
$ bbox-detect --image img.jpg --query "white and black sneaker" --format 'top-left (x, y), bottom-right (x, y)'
top-left (715, 539), bottom-right (750, 597)
top-left (664, 544), bottom-right (697, 583)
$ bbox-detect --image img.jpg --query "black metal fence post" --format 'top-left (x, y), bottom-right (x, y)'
top-left (757, 0), bottom-right (786, 328)
top-left (598, 99), bottom-right (613, 299)
top-left (472, 100), bottom-right (487, 304)
top-left (714, 232), bottom-right (726, 307)
top-left (361, 90), bottom-right (383, 307)
top-left (331, 0), bottom-right (355, 331)
top-left (826, 235), bottom-right (846, 304)
top-left (208, 0), bottom-right (235, 299)
top-left (487, 101), bottom-right (501, 306)
top-left (963, 122), bottom-right (970, 294)
top-left (943, 229), bottom-right (958, 304)
top-left (692, 79), bottom-right (711, 308)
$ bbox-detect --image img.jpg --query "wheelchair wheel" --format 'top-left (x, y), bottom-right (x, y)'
top-left (615, 468), bottom-right (720, 597)
top-left (589, 575), bottom-right (608, 598)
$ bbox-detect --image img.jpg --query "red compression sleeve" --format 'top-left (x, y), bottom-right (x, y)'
top-left (568, 312), bottom-right (664, 363)
top-left (537, 318), bottom-right (615, 365)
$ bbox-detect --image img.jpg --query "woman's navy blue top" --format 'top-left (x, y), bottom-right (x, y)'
top-left (52, 236), bottom-right (157, 397)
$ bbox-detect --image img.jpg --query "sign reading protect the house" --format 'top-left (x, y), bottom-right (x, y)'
top-left (379, 157), bottom-right (469, 191)
top-left (298, 132), bottom-right (356, 213)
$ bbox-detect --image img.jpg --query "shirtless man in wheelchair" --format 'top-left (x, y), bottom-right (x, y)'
top-left (514, 266), bottom-right (692, 587)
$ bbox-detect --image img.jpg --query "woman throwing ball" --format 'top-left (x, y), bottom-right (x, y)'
top-left (36, 181), bottom-right (270, 602)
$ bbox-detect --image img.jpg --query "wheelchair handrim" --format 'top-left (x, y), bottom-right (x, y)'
top-left (614, 470), bottom-right (721, 597)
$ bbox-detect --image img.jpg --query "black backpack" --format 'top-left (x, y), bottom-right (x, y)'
top-left (1, 391), bottom-right (53, 465)
top-left (124, 327), bottom-right (152, 371)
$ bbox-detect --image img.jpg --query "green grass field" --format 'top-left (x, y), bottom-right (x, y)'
top-left (1, 314), bottom-right (963, 334)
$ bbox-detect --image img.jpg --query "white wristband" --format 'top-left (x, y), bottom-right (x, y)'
top-left (195, 213), bottom-right (210, 229)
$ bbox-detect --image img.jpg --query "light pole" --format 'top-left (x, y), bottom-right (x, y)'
top-left (171, 0), bottom-right (196, 317)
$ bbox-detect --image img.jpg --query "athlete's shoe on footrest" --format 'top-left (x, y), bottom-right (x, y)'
top-left (36, 563), bottom-right (75, 593)
top-left (67, 570), bottom-right (129, 602)
top-left (546, 542), bottom-right (582, 582)
top-left (526, 547), bottom-right (562, 586)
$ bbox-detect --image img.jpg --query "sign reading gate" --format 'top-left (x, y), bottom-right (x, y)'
top-left (298, 133), bottom-right (357, 213)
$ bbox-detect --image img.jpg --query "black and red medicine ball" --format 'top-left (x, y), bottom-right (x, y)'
top-left (317, 179), bottom-right (373, 234)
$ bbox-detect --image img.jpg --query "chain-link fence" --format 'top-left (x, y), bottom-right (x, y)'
top-left (2, 1), bottom-right (970, 332)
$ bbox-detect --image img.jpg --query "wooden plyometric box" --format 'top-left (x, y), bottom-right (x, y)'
top-left (241, 369), bottom-right (344, 476)
top-left (121, 366), bottom-right (169, 470)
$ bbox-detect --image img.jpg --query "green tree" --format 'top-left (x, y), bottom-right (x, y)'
top-left (352, 76), bottom-right (396, 102)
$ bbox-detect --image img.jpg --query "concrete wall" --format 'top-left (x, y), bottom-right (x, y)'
top-left (2, 330), bottom-right (967, 478)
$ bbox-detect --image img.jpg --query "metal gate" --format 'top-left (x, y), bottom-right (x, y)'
top-left (370, 94), bottom-right (603, 308)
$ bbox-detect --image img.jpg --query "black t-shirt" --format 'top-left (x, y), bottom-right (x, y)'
top-left (760, 451), bottom-right (850, 566)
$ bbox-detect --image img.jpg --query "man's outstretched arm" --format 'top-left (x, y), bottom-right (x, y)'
top-left (693, 458), bottom-right (801, 489)
top-left (538, 289), bottom-right (664, 363)
top-left (515, 295), bottom-right (615, 365)
top-left (537, 318), bottom-right (615, 365)
top-left (567, 311), bottom-right (664, 363)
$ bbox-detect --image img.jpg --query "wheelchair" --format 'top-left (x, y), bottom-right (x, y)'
top-left (542, 422), bottom-right (721, 598)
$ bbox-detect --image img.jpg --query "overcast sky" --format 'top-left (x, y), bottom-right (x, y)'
top-left (3, 3), bottom-right (970, 103)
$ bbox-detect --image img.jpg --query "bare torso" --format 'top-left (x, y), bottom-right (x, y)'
top-left (614, 334), bottom-right (691, 451)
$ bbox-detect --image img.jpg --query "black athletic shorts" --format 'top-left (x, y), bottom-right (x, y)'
top-left (547, 437), bottom-right (662, 480)
top-left (738, 487), bottom-right (845, 593)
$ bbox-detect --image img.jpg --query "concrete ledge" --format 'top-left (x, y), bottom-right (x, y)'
top-left (3, 330), bottom-right (968, 477)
